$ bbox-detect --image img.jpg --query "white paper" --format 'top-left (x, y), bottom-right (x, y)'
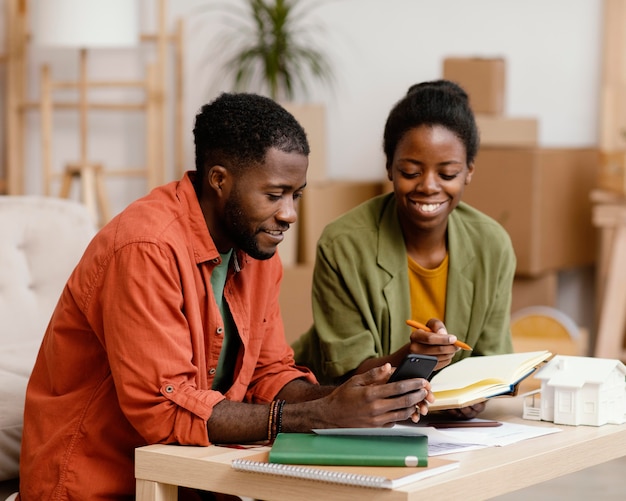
top-left (313, 419), bottom-right (562, 456)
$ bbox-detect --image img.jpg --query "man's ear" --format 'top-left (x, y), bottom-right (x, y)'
top-left (207, 165), bottom-right (228, 195)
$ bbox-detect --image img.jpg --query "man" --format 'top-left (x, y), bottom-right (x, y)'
top-left (19, 93), bottom-right (433, 500)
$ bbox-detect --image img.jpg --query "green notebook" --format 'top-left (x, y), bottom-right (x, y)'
top-left (268, 433), bottom-right (428, 467)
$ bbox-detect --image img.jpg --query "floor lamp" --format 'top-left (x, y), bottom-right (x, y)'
top-left (32, 0), bottom-right (140, 226)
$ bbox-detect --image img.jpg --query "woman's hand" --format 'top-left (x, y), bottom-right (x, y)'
top-left (408, 318), bottom-right (459, 371)
top-left (441, 402), bottom-right (487, 420)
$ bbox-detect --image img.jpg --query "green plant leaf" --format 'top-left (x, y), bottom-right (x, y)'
top-left (194, 0), bottom-right (336, 101)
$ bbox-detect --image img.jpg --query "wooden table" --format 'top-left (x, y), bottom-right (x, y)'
top-left (135, 397), bottom-right (626, 501)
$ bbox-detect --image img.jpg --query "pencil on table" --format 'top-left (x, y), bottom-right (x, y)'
top-left (405, 319), bottom-right (473, 351)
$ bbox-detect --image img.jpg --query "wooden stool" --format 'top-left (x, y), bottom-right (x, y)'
top-left (59, 162), bottom-right (111, 227)
top-left (592, 190), bottom-right (626, 360)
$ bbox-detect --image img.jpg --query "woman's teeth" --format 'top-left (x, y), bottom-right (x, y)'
top-left (420, 203), bottom-right (440, 213)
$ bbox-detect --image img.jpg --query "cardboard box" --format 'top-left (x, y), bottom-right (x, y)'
top-left (277, 103), bottom-right (328, 266)
top-left (380, 178), bottom-right (393, 194)
top-left (475, 115), bottom-right (539, 147)
top-left (443, 57), bottom-right (506, 115)
top-left (463, 147), bottom-right (599, 276)
top-left (511, 272), bottom-right (558, 314)
top-left (299, 180), bottom-right (384, 264)
top-left (279, 265), bottom-right (314, 345)
top-left (597, 151), bottom-right (626, 196)
top-left (277, 220), bottom-right (299, 267)
top-left (282, 103), bottom-right (327, 183)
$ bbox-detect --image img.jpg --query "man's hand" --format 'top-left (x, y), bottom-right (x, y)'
top-left (311, 364), bottom-right (434, 429)
top-left (208, 365), bottom-right (435, 443)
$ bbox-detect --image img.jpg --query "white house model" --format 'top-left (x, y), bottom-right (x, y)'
top-left (522, 355), bottom-right (626, 426)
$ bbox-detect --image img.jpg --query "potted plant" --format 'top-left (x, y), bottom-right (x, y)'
top-left (198, 0), bottom-right (336, 101)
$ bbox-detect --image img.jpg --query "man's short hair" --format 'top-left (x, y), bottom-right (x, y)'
top-left (193, 93), bottom-right (310, 194)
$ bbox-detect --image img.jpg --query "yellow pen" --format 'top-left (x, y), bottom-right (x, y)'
top-left (406, 319), bottom-right (473, 351)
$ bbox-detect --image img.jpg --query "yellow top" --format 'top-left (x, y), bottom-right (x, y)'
top-left (408, 253), bottom-right (449, 325)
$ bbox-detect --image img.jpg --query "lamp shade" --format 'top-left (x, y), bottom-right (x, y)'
top-left (33, 0), bottom-right (139, 48)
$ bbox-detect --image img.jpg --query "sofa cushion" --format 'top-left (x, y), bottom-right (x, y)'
top-left (0, 196), bottom-right (96, 481)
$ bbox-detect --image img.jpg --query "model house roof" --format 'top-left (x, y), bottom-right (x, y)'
top-left (533, 355), bottom-right (626, 389)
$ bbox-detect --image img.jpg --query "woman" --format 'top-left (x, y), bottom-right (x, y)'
top-left (293, 80), bottom-right (515, 415)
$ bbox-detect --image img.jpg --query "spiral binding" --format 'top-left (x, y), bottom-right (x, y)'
top-left (231, 458), bottom-right (389, 489)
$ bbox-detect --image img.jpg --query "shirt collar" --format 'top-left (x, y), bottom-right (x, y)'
top-left (177, 171), bottom-right (247, 271)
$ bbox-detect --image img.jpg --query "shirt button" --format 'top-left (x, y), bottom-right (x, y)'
top-left (216, 327), bottom-right (224, 335)
top-left (165, 385), bottom-right (174, 393)
top-left (209, 368), bottom-right (216, 375)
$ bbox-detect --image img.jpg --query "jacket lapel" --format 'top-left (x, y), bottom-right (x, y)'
top-left (445, 207), bottom-right (475, 338)
top-left (377, 196), bottom-right (413, 352)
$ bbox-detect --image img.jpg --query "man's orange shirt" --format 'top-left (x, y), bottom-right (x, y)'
top-left (19, 172), bottom-right (316, 500)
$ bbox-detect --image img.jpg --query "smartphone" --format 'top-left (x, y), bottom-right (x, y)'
top-left (387, 354), bottom-right (438, 384)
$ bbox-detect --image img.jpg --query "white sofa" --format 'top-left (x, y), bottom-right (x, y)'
top-left (0, 196), bottom-right (96, 483)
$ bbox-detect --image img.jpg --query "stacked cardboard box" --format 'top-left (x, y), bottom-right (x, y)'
top-left (442, 57), bottom-right (539, 148)
top-left (277, 103), bottom-right (328, 267)
top-left (474, 115), bottom-right (538, 147)
top-left (443, 57), bottom-right (506, 115)
top-left (464, 147), bottom-right (599, 277)
top-left (511, 273), bottom-right (558, 313)
top-left (297, 180), bottom-right (384, 264)
top-left (281, 103), bottom-right (328, 184)
top-left (280, 264), bottom-right (314, 344)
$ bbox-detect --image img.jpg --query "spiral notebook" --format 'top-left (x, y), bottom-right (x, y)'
top-left (232, 451), bottom-right (459, 489)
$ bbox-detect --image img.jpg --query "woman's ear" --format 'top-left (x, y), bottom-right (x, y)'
top-left (465, 162), bottom-right (475, 185)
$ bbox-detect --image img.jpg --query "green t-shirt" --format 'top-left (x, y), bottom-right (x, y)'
top-left (210, 249), bottom-right (240, 393)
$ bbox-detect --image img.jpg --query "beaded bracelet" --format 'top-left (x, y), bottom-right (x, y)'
top-left (275, 399), bottom-right (286, 435)
top-left (267, 399), bottom-right (286, 443)
top-left (266, 400), bottom-right (277, 442)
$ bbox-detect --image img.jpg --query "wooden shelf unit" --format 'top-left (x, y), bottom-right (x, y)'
top-left (1, 0), bottom-right (185, 227)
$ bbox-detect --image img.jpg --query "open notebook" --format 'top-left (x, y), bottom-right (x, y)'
top-left (428, 350), bottom-right (553, 410)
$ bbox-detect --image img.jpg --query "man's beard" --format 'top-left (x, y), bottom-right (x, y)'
top-left (223, 194), bottom-right (275, 261)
